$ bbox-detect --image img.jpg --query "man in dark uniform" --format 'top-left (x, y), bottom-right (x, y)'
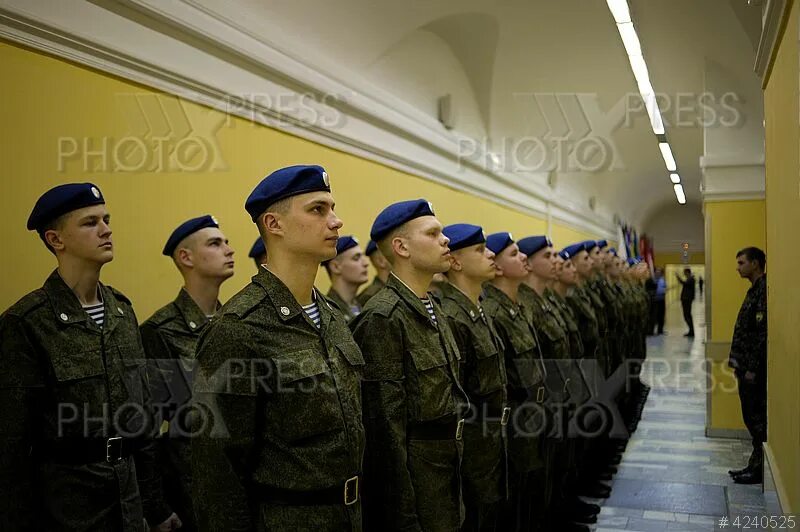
top-left (356, 240), bottom-right (391, 307)
top-left (140, 214), bottom-right (236, 531)
top-left (192, 165), bottom-right (365, 531)
top-left (323, 235), bottom-right (369, 322)
top-left (351, 199), bottom-right (468, 531)
top-left (439, 223), bottom-right (508, 532)
top-left (248, 237), bottom-right (267, 270)
top-left (481, 233), bottom-right (547, 532)
top-left (676, 268), bottom-right (696, 337)
top-left (0, 183), bottom-right (179, 531)
top-left (728, 247), bottom-right (767, 485)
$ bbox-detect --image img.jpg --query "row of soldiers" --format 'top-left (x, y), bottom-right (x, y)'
top-left (0, 165), bottom-right (650, 532)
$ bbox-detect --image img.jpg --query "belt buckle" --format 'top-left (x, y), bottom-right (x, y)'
top-left (500, 406), bottom-right (511, 426)
top-left (343, 475), bottom-right (359, 506)
top-left (536, 387), bottom-right (545, 404)
top-left (563, 378), bottom-right (571, 392)
top-left (455, 419), bottom-right (465, 441)
top-left (106, 436), bottom-right (123, 463)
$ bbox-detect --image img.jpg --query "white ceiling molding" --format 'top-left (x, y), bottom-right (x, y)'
top-left (700, 158), bottom-right (765, 202)
top-left (754, 0), bottom-right (791, 86)
top-left (0, 0), bottom-right (615, 239)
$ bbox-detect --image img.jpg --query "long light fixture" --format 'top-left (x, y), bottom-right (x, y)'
top-left (658, 142), bottom-right (677, 171)
top-left (607, 0), bottom-right (683, 203)
top-left (673, 183), bottom-right (686, 204)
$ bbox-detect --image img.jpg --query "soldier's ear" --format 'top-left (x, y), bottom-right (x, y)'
top-left (262, 212), bottom-right (284, 237)
top-left (448, 254), bottom-right (462, 272)
top-left (176, 247), bottom-right (193, 268)
top-left (43, 229), bottom-right (65, 252)
top-left (391, 236), bottom-right (410, 260)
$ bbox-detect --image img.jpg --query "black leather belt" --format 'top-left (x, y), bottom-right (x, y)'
top-left (32, 437), bottom-right (144, 464)
top-left (252, 476), bottom-right (360, 506)
top-left (408, 418), bottom-right (465, 441)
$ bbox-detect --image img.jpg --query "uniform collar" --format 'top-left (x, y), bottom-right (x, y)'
top-left (440, 281), bottom-right (482, 322)
top-left (326, 287), bottom-right (350, 311)
top-left (387, 273), bottom-right (437, 326)
top-left (483, 283), bottom-right (523, 320)
top-left (173, 288), bottom-right (217, 332)
top-left (43, 269), bottom-right (124, 334)
top-left (253, 266), bottom-right (333, 329)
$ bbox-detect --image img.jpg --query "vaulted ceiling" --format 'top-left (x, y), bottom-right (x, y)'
top-left (201, 0), bottom-right (763, 226)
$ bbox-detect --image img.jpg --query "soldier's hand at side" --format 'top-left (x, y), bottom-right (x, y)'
top-left (744, 371), bottom-right (756, 382)
top-left (151, 512), bottom-right (182, 531)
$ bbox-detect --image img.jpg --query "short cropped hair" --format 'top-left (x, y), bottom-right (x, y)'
top-left (736, 246), bottom-right (766, 269)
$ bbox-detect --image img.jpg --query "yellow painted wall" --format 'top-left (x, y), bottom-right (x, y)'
top-left (703, 200), bottom-right (765, 433)
top-left (0, 41), bottom-right (603, 319)
top-left (549, 224), bottom-right (596, 250)
top-left (764, 0), bottom-right (800, 511)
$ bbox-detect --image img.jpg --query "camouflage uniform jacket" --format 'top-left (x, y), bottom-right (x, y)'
top-left (565, 285), bottom-right (600, 360)
top-left (327, 287), bottom-right (361, 323)
top-left (140, 288), bottom-right (218, 529)
top-left (356, 276), bottom-right (385, 308)
top-left (729, 275), bottom-right (767, 375)
top-left (481, 284), bottom-right (547, 473)
top-left (0, 270), bottom-right (168, 531)
top-left (545, 289), bottom-right (592, 406)
top-left (350, 273), bottom-right (467, 532)
top-left (438, 282), bottom-right (508, 504)
top-left (192, 267), bottom-right (365, 532)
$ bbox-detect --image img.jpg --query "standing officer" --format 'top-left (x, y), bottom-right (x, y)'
top-left (356, 240), bottom-right (391, 307)
top-left (323, 235), bottom-right (369, 322)
top-left (248, 237), bottom-right (267, 270)
top-left (676, 268), bottom-right (696, 337)
top-left (439, 224), bottom-right (508, 532)
top-left (351, 199), bottom-right (467, 531)
top-left (192, 165), bottom-right (365, 531)
top-left (140, 214), bottom-right (235, 531)
top-left (0, 183), bottom-right (179, 531)
top-left (728, 247), bottom-right (767, 485)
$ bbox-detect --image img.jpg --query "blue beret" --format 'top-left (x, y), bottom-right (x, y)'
top-left (486, 232), bottom-right (515, 255)
top-left (27, 183), bottom-right (105, 231)
top-left (248, 238), bottom-right (266, 259)
top-left (607, 247), bottom-right (618, 257)
top-left (582, 240), bottom-right (599, 251)
top-left (365, 240), bottom-right (378, 256)
top-left (562, 242), bottom-right (587, 259)
top-left (443, 223), bottom-right (485, 252)
top-left (517, 235), bottom-right (553, 257)
top-left (627, 257), bottom-right (639, 266)
top-left (335, 235), bottom-right (360, 256)
top-left (597, 239), bottom-right (608, 249)
top-left (245, 165), bottom-right (330, 221)
top-left (163, 215), bottom-right (219, 256)
top-left (370, 199), bottom-right (435, 242)
top-left (557, 249), bottom-right (570, 261)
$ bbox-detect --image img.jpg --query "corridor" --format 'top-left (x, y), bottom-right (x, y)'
top-left (590, 296), bottom-right (768, 531)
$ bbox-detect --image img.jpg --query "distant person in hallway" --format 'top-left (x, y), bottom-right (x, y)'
top-left (675, 268), bottom-right (695, 337)
top-left (698, 276), bottom-right (704, 296)
top-left (651, 268), bottom-right (666, 335)
top-left (728, 247), bottom-right (767, 485)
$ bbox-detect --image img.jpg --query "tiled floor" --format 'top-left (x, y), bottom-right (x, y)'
top-left (588, 295), bottom-right (767, 531)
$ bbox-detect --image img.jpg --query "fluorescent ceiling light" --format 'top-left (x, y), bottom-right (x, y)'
top-left (628, 55), bottom-right (650, 87)
top-left (607, 0), bottom-right (631, 23)
top-left (641, 92), bottom-right (665, 134)
top-left (673, 183), bottom-right (686, 204)
top-left (617, 23), bottom-right (642, 56)
top-left (659, 142), bottom-right (677, 171)
top-left (669, 173), bottom-right (681, 184)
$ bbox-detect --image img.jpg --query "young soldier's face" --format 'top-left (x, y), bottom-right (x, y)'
top-left (332, 245), bottom-right (369, 285)
top-left (184, 227), bottom-right (235, 280)
top-left (589, 247), bottom-right (603, 270)
top-left (404, 216), bottom-right (451, 273)
top-left (559, 259), bottom-right (578, 285)
top-left (527, 247), bottom-right (557, 280)
top-left (736, 255), bottom-right (757, 278)
top-left (453, 243), bottom-right (496, 282)
top-left (50, 204), bottom-right (114, 264)
top-left (494, 243), bottom-right (528, 279)
top-left (573, 250), bottom-right (592, 277)
top-left (281, 191), bottom-right (343, 261)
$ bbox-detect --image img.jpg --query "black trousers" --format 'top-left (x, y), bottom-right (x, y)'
top-left (681, 299), bottom-right (693, 334)
top-left (653, 300), bottom-right (665, 334)
top-left (737, 371), bottom-right (767, 470)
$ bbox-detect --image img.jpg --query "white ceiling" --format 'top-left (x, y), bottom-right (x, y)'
top-left (190, 0), bottom-right (765, 226)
